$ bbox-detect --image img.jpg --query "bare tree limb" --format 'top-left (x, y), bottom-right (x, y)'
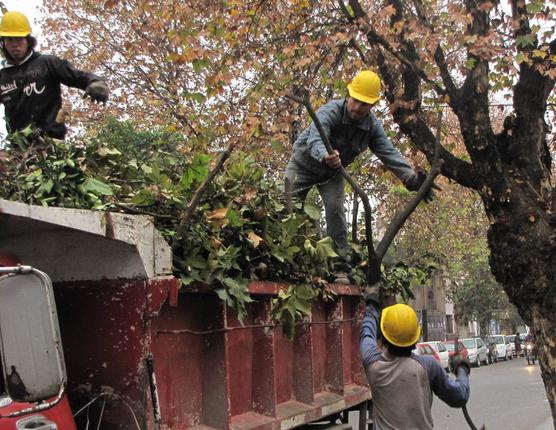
top-left (376, 111), bottom-right (444, 260)
top-left (173, 144), bottom-right (236, 252)
top-left (351, 190), bottom-right (359, 244)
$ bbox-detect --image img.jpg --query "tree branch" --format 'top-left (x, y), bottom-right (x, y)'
top-left (173, 144), bottom-right (236, 252)
top-left (376, 112), bottom-right (444, 260)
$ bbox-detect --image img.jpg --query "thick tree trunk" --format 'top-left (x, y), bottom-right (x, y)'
top-left (487, 186), bottom-right (556, 425)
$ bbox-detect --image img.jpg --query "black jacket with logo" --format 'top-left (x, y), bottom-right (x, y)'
top-left (0, 51), bottom-right (103, 139)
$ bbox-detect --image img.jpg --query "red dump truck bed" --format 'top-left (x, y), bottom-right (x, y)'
top-left (0, 199), bottom-right (369, 430)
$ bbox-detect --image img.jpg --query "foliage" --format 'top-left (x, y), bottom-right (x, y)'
top-left (0, 121), bottom-right (344, 332)
top-left (174, 152), bottom-right (341, 323)
top-left (0, 127), bottom-right (113, 208)
top-left (270, 284), bottom-right (320, 340)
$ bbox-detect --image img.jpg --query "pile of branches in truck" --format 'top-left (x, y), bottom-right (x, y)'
top-left (0, 121), bottom-right (428, 329)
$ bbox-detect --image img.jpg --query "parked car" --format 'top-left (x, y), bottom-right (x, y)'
top-left (504, 335), bottom-right (515, 358)
top-left (423, 341), bottom-right (450, 371)
top-left (460, 337), bottom-right (489, 367)
top-left (414, 343), bottom-right (442, 367)
top-left (481, 336), bottom-right (497, 364)
top-left (488, 335), bottom-right (509, 361)
top-left (444, 340), bottom-right (469, 371)
top-left (506, 334), bottom-right (523, 357)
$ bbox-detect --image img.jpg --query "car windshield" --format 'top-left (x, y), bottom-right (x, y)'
top-left (461, 339), bottom-right (475, 349)
top-left (491, 336), bottom-right (504, 344)
top-left (506, 336), bottom-right (515, 342)
top-left (445, 343), bottom-right (455, 351)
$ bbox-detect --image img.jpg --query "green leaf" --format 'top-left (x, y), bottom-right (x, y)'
top-left (303, 203), bottom-right (321, 220)
top-left (226, 208), bottom-right (244, 227)
top-left (315, 237), bottom-right (338, 260)
top-left (81, 178), bottom-right (113, 196)
top-left (516, 34), bottom-right (536, 48)
top-left (186, 254), bottom-right (208, 269)
top-left (526, 1), bottom-right (544, 14)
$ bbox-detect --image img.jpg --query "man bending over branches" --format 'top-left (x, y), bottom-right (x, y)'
top-left (285, 70), bottom-right (437, 284)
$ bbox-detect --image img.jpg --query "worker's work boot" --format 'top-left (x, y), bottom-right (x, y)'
top-left (333, 272), bottom-right (350, 284)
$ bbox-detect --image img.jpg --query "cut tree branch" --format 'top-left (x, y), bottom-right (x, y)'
top-left (173, 144), bottom-right (236, 252)
top-left (376, 112), bottom-right (444, 260)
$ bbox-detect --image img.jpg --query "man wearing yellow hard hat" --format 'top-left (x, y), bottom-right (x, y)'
top-left (285, 71), bottom-right (437, 284)
top-left (360, 286), bottom-right (470, 429)
top-left (0, 11), bottom-right (109, 139)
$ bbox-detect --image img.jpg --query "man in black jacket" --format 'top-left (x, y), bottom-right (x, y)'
top-left (0, 11), bottom-right (109, 139)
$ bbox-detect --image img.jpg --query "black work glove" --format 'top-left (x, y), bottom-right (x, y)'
top-left (451, 353), bottom-right (471, 375)
top-left (363, 283), bottom-right (381, 306)
top-left (84, 81), bottom-right (109, 104)
top-left (404, 170), bottom-right (441, 203)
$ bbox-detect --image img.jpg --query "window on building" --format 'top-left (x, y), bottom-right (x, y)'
top-left (446, 315), bottom-right (454, 334)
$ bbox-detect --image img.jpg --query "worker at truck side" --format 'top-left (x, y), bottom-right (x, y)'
top-left (0, 11), bottom-right (109, 139)
top-left (360, 286), bottom-right (470, 430)
top-left (284, 70), bottom-right (438, 284)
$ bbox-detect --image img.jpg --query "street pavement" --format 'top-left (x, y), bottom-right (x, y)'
top-left (347, 355), bottom-right (552, 430)
top-left (432, 356), bottom-right (551, 430)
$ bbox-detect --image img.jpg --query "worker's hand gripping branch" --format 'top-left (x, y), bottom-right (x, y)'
top-left (451, 354), bottom-right (471, 375)
top-left (404, 169), bottom-right (442, 203)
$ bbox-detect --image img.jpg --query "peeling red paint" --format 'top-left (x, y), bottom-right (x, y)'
top-left (51, 278), bottom-right (367, 429)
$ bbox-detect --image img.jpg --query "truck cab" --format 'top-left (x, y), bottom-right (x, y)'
top-left (0, 265), bottom-right (76, 430)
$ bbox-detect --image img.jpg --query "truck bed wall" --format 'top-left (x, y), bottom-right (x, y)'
top-left (54, 279), bottom-right (368, 430)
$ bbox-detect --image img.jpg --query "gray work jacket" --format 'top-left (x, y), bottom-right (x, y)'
top-left (360, 303), bottom-right (470, 429)
top-left (290, 98), bottom-right (414, 180)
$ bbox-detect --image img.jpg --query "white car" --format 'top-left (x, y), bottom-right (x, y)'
top-left (427, 341), bottom-right (450, 371)
top-left (460, 337), bottom-right (489, 366)
top-left (504, 336), bottom-right (515, 359)
top-left (489, 335), bottom-right (509, 361)
top-left (415, 341), bottom-right (450, 371)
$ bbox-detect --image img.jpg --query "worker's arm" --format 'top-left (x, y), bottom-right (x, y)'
top-left (359, 301), bottom-right (383, 367)
top-left (416, 356), bottom-right (470, 407)
top-left (45, 55), bottom-right (104, 91)
top-left (367, 112), bottom-right (414, 182)
top-left (302, 100), bottom-right (343, 164)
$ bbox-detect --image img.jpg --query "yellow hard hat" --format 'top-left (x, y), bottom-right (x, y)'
top-left (380, 303), bottom-right (421, 347)
top-left (0, 11), bottom-right (32, 37)
top-left (347, 70), bottom-right (381, 105)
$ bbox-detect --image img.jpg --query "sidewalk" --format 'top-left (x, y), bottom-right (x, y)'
top-left (535, 416), bottom-right (554, 430)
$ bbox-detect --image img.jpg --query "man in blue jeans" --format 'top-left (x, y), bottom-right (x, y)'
top-left (285, 70), bottom-right (433, 284)
top-left (360, 286), bottom-right (470, 429)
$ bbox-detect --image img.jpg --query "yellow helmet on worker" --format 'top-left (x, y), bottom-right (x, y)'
top-left (347, 70), bottom-right (381, 105)
top-left (380, 303), bottom-right (421, 347)
top-left (0, 11), bottom-right (32, 37)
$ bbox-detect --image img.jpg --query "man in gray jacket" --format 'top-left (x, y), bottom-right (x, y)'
top-left (285, 70), bottom-right (432, 283)
top-left (360, 286), bottom-right (470, 429)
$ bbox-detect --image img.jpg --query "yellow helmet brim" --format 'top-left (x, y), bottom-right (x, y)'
top-left (347, 83), bottom-right (380, 105)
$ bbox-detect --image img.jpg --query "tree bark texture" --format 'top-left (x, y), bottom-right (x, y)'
top-left (344, 0), bottom-right (556, 423)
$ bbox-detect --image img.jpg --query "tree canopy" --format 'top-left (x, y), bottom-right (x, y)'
top-left (18, 0), bottom-right (556, 422)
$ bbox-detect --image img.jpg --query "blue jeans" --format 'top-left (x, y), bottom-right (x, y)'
top-left (285, 160), bottom-right (349, 259)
